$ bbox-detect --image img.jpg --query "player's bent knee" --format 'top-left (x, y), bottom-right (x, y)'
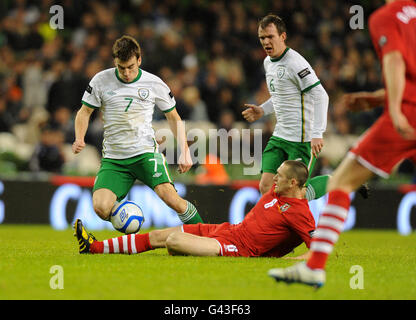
top-left (165, 232), bottom-right (185, 253)
top-left (92, 198), bottom-right (114, 220)
top-left (92, 189), bottom-right (117, 220)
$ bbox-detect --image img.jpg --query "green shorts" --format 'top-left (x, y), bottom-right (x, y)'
top-left (93, 152), bottom-right (173, 202)
top-left (261, 136), bottom-right (316, 178)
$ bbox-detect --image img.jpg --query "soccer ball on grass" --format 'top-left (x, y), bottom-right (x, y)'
top-left (110, 201), bottom-right (145, 234)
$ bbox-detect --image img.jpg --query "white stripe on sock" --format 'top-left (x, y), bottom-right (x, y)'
top-left (314, 228), bottom-right (339, 243)
top-left (310, 241), bottom-right (334, 254)
top-left (180, 210), bottom-right (196, 223)
top-left (103, 240), bottom-right (109, 254)
top-left (178, 202), bottom-right (197, 223)
top-left (123, 235), bottom-right (128, 253)
top-left (324, 204), bottom-right (348, 220)
top-left (130, 234), bottom-right (137, 254)
top-left (112, 238), bottom-right (119, 253)
top-left (317, 216), bottom-right (345, 231)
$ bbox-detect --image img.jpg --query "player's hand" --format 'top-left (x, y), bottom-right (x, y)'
top-left (242, 104), bottom-right (264, 122)
top-left (311, 138), bottom-right (324, 158)
top-left (340, 92), bottom-right (373, 112)
top-left (344, 93), bottom-right (370, 112)
top-left (390, 111), bottom-right (416, 140)
top-left (72, 140), bottom-right (85, 154)
top-left (340, 91), bottom-right (384, 112)
top-left (178, 148), bottom-right (193, 174)
top-left (282, 251), bottom-right (311, 260)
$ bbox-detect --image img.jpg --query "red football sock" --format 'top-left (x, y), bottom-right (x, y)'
top-left (90, 233), bottom-right (153, 254)
top-left (307, 190), bottom-right (350, 270)
top-left (90, 241), bottom-right (104, 253)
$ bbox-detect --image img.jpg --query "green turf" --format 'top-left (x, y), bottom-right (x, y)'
top-left (0, 225), bottom-right (415, 300)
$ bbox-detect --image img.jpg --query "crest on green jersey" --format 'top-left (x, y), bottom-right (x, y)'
top-left (277, 66), bottom-right (285, 79)
top-left (138, 88), bottom-right (150, 100)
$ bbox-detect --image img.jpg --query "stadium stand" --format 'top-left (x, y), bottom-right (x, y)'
top-left (1, 0), bottom-right (412, 181)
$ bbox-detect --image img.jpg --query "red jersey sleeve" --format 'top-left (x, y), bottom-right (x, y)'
top-left (284, 201), bottom-right (316, 248)
top-left (369, 7), bottom-right (406, 59)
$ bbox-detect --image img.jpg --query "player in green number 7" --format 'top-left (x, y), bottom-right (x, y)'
top-left (72, 35), bottom-right (204, 226)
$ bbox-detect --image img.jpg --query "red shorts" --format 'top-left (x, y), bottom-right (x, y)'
top-left (349, 105), bottom-right (416, 178)
top-left (182, 223), bottom-right (248, 257)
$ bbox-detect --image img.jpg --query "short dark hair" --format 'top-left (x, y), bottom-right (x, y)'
top-left (282, 160), bottom-right (309, 187)
top-left (112, 35), bottom-right (141, 61)
top-left (259, 14), bottom-right (287, 35)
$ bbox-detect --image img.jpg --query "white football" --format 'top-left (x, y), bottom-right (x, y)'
top-left (110, 201), bottom-right (145, 234)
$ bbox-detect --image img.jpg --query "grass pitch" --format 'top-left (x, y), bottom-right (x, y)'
top-left (1, 225), bottom-right (415, 300)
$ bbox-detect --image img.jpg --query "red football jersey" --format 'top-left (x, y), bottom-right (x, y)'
top-left (369, 0), bottom-right (416, 104)
top-left (221, 186), bottom-right (316, 257)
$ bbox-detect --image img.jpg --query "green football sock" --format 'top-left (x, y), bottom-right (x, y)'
top-left (305, 175), bottom-right (330, 201)
top-left (178, 201), bottom-right (204, 224)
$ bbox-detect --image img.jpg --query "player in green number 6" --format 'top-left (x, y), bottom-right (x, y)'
top-left (242, 15), bottom-right (329, 200)
top-left (72, 35), bottom-right (203, 225)
top-left (242, 15), bottom-right (370, 201)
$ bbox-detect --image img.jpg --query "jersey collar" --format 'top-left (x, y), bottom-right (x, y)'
top-left (115, 68), bottom-right (142, 84)
top-left (270, 47), bottom-right (289, 62)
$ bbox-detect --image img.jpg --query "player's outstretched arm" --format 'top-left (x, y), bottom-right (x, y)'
top-left (72, 104), bottom-right (94, 154)
top-left (164, 108), bottom-right (192, 173)
top-left (340, 89), bottom-right (385, 112)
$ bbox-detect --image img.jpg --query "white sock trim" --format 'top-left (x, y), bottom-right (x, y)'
top-left (324, 204), bottom-right (348, 220)
top-left (314, 228), bottom-right (340, 243)
top-left (310, 241), bottom-right (333, 254)
top-left (317, 216), bottom-right (345, 231)
top-left (112, 238), bottom-right (119, 253)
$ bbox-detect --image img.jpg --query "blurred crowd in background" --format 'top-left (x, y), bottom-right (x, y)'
top-left (0, 0), bottom-right (413, 181)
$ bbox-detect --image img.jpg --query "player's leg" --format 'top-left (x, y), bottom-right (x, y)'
top-left (92, 188), bottom-right (117, 220)
top-left (149, 226), bottom-right (183, 248)
top-left (303, 154), bottom-right (331, 201)
top-left (92, 160), bottom-right (134, 220)
top-left (260, 136), bottom-right (287, 194)
top-left (305, 158), bottom-right (369, 200)
top-left (165, 232), bottom-right (221, 256)
top-left (269, 114), bottom-right (405, 286)
top-left (84, 226), bottom-right (183, 254)
top-left (306, 156), bottom-right (374, 270)
top-left (92, 159), bottom-right (135, 220)
top-left (134, 152), bottom-right (204, 224)
top-left (287, 142), bottom-right (366, 200)
top-left (259, 173), bottom-right (275, 195)
top-left (305, 175), bottom-right (330, 200)
top-left (154, 183), bottom-right (203, 224)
